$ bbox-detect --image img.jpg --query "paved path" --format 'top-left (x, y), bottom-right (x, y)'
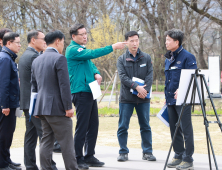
top-left (11, 145), bottom-right (222, 170)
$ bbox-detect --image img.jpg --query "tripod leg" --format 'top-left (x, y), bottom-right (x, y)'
top-left (190, 77), bottom-right (196, 112)
top-left (202, 75), bottom-right (222, 132)
top-left (206, 125), bottom-right (219, 170)
top-left (205, 120), bottom-right (212, 170)
top-left (200, 76), bottom-right (212, 169)
top-left (194, 75), bottom-right (219, 170)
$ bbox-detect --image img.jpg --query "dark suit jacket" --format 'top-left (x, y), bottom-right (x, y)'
top-left (31, 48), bottom-right (72, 116)
top-left (18, 47), bottom-right (39, 110)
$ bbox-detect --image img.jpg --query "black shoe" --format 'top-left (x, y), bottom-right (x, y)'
top-left (53, 141), bottom-right (62, 153)
top-left (142, 153), bottom-right (156, 161)
top-left (84, 156), bottom-right (105, 167)
top-left (0, 166), bottom-right (14, 170)
top-left (77, 159), bottom-right (89, 170)
top-left (117, 153), bottom-right (128, 162)
top-left (9, 162), bottom-right (21, 167)
top-left (8, 164), bottom-right (21, 170)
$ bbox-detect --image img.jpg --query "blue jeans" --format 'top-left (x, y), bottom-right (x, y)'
top-left (117, 103), bottom-right (152, 154)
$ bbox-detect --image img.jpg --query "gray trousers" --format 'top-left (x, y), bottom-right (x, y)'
top-left (24, 110), bottom-right (57, 170)
top-left (39, 115), bottom-right (78, 170)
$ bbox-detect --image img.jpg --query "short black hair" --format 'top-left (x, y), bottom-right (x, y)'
top-left (164, 28), bottom-right (184, 46)
top-left (44, 30), bottom-right (65, 46)
top-left (27, 30), bottom-right (43, 43)
top-left (0, 28), bottom-right (12, 39)
top-left (3, 32), bottom-right (19, 46)
top-left (70, 23), bottom-right (85, 37)
top-left (125, 31), bottom-right (139, 41)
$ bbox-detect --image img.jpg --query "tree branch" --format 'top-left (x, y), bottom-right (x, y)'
top-left (181, 0), bottom-right (222, 26)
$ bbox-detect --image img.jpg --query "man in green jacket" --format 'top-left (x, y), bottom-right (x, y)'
top-left (66, 23), bottom-right (126, 170)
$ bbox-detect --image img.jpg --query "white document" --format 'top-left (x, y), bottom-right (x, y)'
top-left (29, 92), bottom-right (38, 116)
top-left (89, 80), bottom-right (102, 100)
top-left (176, 69), bottom-right (209, 105)
top-left (15, 107), bottom-right (23, 117)
top-left (208, 56), bottom-right (220, 93)
top-left (132, 77), bottom-right (144, 84)
top-left (130, 77), bottom-right (145, 92)
top-left (130, 77), bottom-right (152, 98)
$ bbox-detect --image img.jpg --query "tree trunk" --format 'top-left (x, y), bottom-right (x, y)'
top-left (199, 36), bottom-right (208, 69)
top-left (220, 26), bottom-right (222, 72)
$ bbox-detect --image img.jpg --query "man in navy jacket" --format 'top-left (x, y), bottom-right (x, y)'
top-left (164, 29), bottom-right (197, 170)
top-left (0, 32), bottom-right (21, 170)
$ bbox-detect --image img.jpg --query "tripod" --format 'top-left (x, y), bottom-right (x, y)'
top-left (163, 69), bottom-right (222, 170)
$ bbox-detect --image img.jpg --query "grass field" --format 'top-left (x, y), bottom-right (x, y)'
top-left (100, 84), bottom-right (165, 92)
top-left (12, 116), bottom-right (222, 155)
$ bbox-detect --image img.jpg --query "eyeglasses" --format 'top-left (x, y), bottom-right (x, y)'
top-left (11, 41), bottom-right (21, 45)
top-left (77, 32), bottom-right (88, 36)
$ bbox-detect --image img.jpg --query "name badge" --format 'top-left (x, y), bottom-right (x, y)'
top-left (140, 64), bottom-right (146, 67)
top-left (170, 66), bottom-right (177, 70)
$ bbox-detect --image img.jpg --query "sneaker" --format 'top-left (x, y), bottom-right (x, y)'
top-left (117, 153), bottom-right (128, 162)
top-left (77, 159), bottom-right (89, 170)
top-left (142, 153), bottom-right (156, 161)
top-left (167, 158), bottom-right (182, 168)
top-left (84, 156), bottom-right (105, 167)
top-left (176, 161), bottom-right (194, 170)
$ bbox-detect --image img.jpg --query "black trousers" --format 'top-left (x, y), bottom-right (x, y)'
top-left (0, 108), bottom-right (16, 168)
top-left (24, 110), bottom-right (57, 170)
top-left (167, 105), bottom-right (194, 163)
top-left (72, 92), bottom-right (99, 160)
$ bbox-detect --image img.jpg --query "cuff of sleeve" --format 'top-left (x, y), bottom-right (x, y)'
top-left (144, 86), bottom-right (150, 92)
top-left (131, 82), bottom-right (139, 90)
top-left (65, 104), bottom-right (73, 111)
top-left (109, 45), bottom-right (114, 52)
top-left (1, 104), bottom-right (8, 109)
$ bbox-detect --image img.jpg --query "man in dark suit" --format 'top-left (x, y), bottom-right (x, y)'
top-left (31, 30), bottom-right (78, 170)
top-left (0, 28), bottom-right (12, 51)
top-left (0, 32), bottom-right (21, 170)
top-left (19, 30), bottom-right (57, 170)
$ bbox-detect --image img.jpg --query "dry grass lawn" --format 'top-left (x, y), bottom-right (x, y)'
top-left (12, 115), bottom-right (222, 155)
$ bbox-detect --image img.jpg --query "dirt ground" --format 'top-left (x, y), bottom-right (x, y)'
top-left (96, 116), bottom-right (222, 155)
top-left (12, 116), bottom-right (222, 156)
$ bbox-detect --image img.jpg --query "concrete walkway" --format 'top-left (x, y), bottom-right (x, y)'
top-left (11, 145), bottom-right (222, 170)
